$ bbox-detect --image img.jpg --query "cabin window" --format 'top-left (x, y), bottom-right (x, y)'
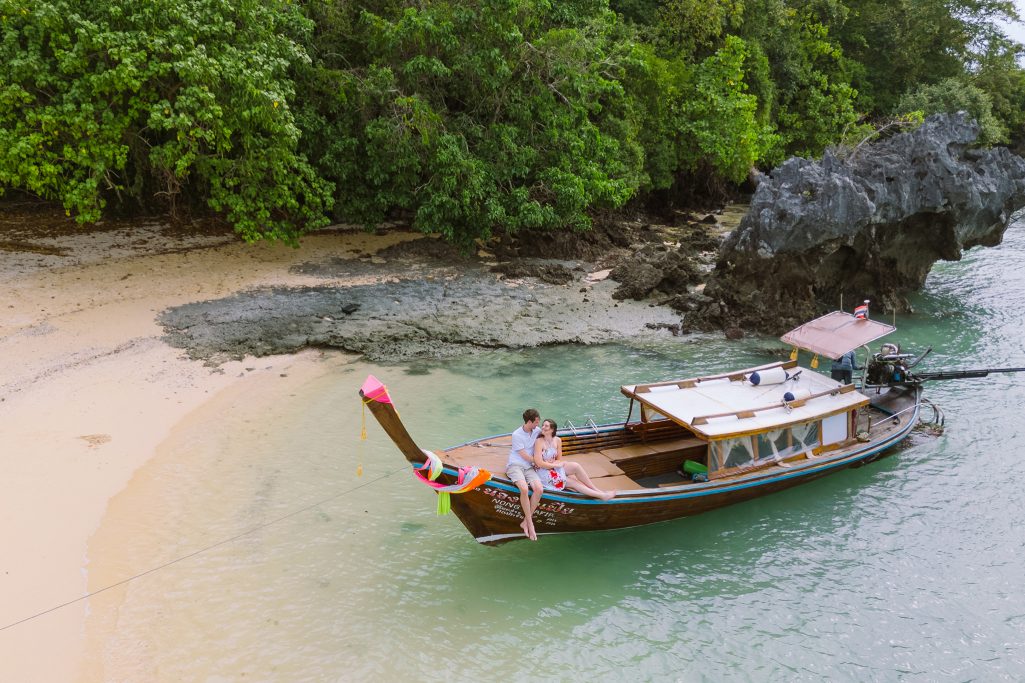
top-left (755, 429), bottom-right (792, 461)
top-left (821, 412), bottom-right (848, 446)
top-left (711, 421), bottom-right (822, 476)
top-left (791, 421), bottom-right (820, 454)
top-left (711, 437), bottom-right (755, 473)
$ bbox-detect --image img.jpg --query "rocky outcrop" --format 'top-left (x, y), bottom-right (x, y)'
top-left (158, 265), bottom-right (682, 363)
top-left (699, 112), bottom-right (1025, 333)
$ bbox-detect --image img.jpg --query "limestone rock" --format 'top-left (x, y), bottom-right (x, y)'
top-left (708, 112), bottom-right (1025, 332)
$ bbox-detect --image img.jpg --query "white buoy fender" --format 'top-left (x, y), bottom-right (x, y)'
top-left (749, 367), bottom-right (789, 386)
top-left (783, 388), bottom-right (812, 402)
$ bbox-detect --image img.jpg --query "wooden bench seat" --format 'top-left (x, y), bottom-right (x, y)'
top-left (598, 443), bottom-right (658, 460)
top-left (601, 437), bottom-right (706, 479)
top-left (592, 474), bottom-right (647, 491)
top-left (442, 424), bottom-right (705, 489)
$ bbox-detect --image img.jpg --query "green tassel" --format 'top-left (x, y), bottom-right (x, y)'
top-left (436, 492), bottom-right (451, 515)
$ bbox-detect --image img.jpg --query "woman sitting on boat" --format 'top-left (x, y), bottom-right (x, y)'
top-left (533, 419), bottom-right (615, 501)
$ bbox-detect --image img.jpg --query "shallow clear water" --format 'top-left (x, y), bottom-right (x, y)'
top-left (87, 218), bottom-right (1025, 681)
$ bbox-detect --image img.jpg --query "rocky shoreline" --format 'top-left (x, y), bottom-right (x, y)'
top-left (8, 115), bottom-right (1025, 367)
top-left (158, 213), bottom-right (731, 363)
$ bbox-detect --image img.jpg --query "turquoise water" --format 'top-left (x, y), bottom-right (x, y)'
top-left (88, 218), bottom-right (1025, 681)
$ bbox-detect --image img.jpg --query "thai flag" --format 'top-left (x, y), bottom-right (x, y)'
top-left (854, 303), bottom-right (869, 319)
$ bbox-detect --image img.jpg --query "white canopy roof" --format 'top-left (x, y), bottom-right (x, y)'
top-left (621, 361), bottom-right (868, 439)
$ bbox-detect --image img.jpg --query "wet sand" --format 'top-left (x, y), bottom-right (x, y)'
top-left (0, 220), bottom-right (422, 681)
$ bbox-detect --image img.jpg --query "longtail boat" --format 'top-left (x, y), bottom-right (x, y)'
top-left (360, 312), bottom-right (1013, 545)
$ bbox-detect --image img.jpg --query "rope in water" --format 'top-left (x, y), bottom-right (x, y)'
top-left (0, 463), bottom-right (410, 633)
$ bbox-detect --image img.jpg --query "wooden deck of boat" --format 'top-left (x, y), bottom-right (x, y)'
top-left (444, 420), bottom-right (706, 492)
top-left (444, 401), bottom-right (913, 493)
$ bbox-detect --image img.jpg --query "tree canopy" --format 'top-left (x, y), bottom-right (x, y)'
top-left (1, 0), bottom-right (1022, 242)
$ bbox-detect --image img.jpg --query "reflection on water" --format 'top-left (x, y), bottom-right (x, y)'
top-left (85, 222), bottom-right (1025, 680)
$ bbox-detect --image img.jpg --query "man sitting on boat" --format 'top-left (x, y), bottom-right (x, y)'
top-left (507, 408), bottom-right (544, 541)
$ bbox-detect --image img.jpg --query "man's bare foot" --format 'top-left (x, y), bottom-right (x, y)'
top-left (520, 518), bottom-right (538, 540)
top-left (521, 519), bottom-right (538, 540)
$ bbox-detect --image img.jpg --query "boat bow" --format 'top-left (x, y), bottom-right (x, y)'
top-left (359, 375), bottom-right (427, 465)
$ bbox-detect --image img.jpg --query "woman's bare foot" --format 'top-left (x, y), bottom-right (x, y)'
top-left (600, 490), bottom-right (615, 501)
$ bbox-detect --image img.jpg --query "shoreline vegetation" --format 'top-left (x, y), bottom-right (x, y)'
top-left (1, 0), bottom-right (1023, 245)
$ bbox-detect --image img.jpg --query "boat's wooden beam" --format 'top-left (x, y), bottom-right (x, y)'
top-left (626, 359), bottom-right (798, 395)
top-left (360, 388), bottom-right (429, 465)
top-left (692, 382), bottom-right (859, 425)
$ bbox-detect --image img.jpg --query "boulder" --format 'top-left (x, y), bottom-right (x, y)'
top-left (611, 262), bottom-right (663, 300)
top-left (705, 112), bottom-right (1025, 332)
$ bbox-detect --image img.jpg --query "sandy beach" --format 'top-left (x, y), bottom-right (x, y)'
top-left (0, 207), bottom-right (694, 680)
top-left (0, 217), bottom-right (420, 681)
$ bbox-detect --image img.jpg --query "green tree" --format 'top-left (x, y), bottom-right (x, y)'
top-left (973, 40), bottom-right (1025, 147)
top-left (839, 0), bottom-right (1019, 113)
top-left (0, 0), bottom-right (332, 241)
top-left (736, 0), bottom-right (859, 158)
top-left (624, 36), bottom-right (778, 191)
top-left (654, 0), bottom-right (743, 59)
top-left (297, 0), bottom-right (645, 244)
top-left (894, 78), bottom-right (1008, 144)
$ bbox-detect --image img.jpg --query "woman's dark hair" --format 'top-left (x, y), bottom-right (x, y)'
top-left (542, 419), bottom-right (558, 436)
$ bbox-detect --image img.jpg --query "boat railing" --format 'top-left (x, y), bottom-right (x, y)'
top-left (565, 417), bottom-right (601, 436)
top-left (863, 398), bottom-right (921, 434)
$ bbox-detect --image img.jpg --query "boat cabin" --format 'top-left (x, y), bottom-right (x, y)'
top-left (620, 358), bottom-right (866, 480)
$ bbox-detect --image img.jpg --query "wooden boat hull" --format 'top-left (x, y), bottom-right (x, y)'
top-left (445, 420), bottom-right (911, 544)
top-left (361, 378), bottom-right (920, 546)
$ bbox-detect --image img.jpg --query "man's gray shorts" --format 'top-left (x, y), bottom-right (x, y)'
top-left (507, 464), bottom-right (541, 486)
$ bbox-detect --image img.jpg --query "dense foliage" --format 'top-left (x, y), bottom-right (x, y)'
top-left (1, 0), bottom-right (1022, 242)
top-left (0, 0), bottom-right (332, 241)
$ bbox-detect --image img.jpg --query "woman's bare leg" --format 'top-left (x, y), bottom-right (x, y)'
top-left (563, 462), bottom-right (608, 493)
top-left (566, 476), bottom-right (614, 501)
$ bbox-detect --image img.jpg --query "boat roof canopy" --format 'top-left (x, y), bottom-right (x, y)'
top-left (780, 311), bottom-right (895, 360)
top-left (621, 360), bottom-right (868, 439)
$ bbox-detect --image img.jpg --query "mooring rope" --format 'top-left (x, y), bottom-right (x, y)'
top-left (0, 463), bottom-right (411, 633)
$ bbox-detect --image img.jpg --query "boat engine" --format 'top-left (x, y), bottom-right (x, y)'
top-left (866, 342), bottom-right (915, 386)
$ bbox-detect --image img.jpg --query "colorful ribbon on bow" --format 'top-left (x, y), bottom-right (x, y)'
top-left (413, 450), bottom-right (491, 515)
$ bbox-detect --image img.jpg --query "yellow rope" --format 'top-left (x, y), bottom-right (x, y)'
top-left (361, 400), bottom-right (368, 441)
top-left (358, 385), bottom-right (394, 477)
top-left (358, 397), bottom-right (374, 477)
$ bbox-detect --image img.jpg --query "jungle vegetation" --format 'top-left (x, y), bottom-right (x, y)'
top-left (1, 0), bottom-right (1022, 243)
